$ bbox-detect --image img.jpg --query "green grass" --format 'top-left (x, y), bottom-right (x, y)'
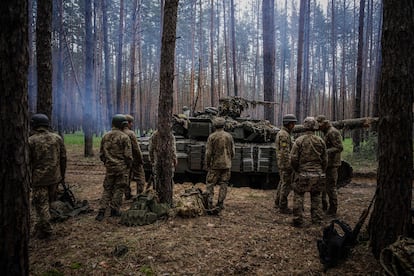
top-left (342, 137), bottom-right (378, 171)
top-left (63, 132), bottom-right (102, 147)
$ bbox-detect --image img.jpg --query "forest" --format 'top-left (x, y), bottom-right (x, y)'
top-left (29, 0), bottom-right (382, 134)
top-left (0, 0), bottom-right (413, 274)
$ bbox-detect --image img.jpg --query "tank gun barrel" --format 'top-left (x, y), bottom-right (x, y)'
top-left (292, 117), bottom-right (379, 133)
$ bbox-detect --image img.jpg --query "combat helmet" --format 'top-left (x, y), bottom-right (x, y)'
top-left (31, 113), bottom-right (50, 128)
top-left (112, 114), bottom-right (128, 129)
top-left (303, 117), bottom-right (317, 131)
top-left (125, 114), bottom-right (134, 123)
top-left (213, 117), bottom-right (226, 128)
top-left (282, 114), bottom-right (297, 125)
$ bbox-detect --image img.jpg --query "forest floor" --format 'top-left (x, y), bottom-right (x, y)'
top-left (29, 146), bottom-right (384, 275)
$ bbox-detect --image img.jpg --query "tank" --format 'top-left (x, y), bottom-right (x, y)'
top-left (139, 97), bottom-right (355, 189)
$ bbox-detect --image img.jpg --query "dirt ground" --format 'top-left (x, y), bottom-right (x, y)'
top-left (29, 148), bottom-right (382, 275)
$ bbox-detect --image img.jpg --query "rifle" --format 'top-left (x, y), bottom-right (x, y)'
top-left (58, 179), bottom-right (76, 207)
top-left (351, 191), bottom-right (376, 244)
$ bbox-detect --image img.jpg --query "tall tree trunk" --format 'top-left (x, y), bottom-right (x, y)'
top-left (295, 0), bottom-right (306, 121)
top-left (230, 0), bottom-right (238, 96)
top-left (84, 0), bottom-right (94, 156)
top-left (56, 0), bottom-right (65, 136)
top-left (189, 0), bottom-right (196, 113)
top-left (262, 0), bottom-right (275, 123)
top-left (102, 0), bottom-right (112, 127)
top-left (352, 0), bottom-right (365, 153)
top-left (157, 0), bottom-right (179, 205)
top-left (130, 0), bottom-right (139, 122)
top-left (28, 0), bottom-right (37, 112)
top-left (36, 0), bottom-right (53, 119)
top-left (223, 0), bottom-right (230, 96)
top-left (209, 0), bottom-right (215, 106)
top-left (330, 0), bottom-right (337, 120)
top-left (302, 0), bottom-right (310, 117)
top-left (116, 0), bottom-right (124, 113)
top-left (368, 0), bottom-right (414, 259)
top-left (0, 1), bottom-right (30, 274)
top-left (279, 0), bottom-right (288, 124)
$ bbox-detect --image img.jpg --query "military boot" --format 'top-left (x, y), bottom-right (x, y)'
top-left (95, 209), bottom-right (106, 221)
top-left (216, 201), bottom-right (224, 211)
top-left (110, 208), bottom-right (121, 217)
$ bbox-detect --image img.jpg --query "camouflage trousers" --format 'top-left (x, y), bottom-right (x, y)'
top-left (292, 172), bottom-right (325, 225)
top-left (206, 168), bottom-right (231, 208)
top-left (322, 167), bottom-right (338, 213)
top-left (125, 164), bottom-right (146, 196)
top-left (275, 170), bottom-right (293, 210)
top-left (99, 170), bottom-right (129, 212)
top-left (32, 186), bottom-right (53, 235)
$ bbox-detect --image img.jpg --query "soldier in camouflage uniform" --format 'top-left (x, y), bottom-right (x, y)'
top-left (95, 114), bottom-right (133, 221)
top-left (290, 117), bottom-right (327, 227)
top-left (148, 130), bottom-right (178, 189)
top-left (205, 117), bottom-right (235, 211)
top-left (316, 115), bottom-right (343, 216)
top-left (29, 114), bottom-right (67, 239)
top-left (123, 114), bottom-right (146, 199)
top-left (275, 114), bottom-right (297, 213)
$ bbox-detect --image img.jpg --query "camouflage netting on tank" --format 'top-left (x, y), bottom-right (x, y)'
top-left (218, 97), bottom-right (249, 118)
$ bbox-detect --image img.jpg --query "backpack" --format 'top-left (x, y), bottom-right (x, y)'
top-left (120, 190), bottom-right (169, 226)
top-left (174, 187), bottom-right (207, 218)
top-left (317, 219), bottom-right (354, 270)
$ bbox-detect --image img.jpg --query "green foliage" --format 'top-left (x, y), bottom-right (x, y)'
top-left (139, 265), bottom-right (155, 276)
top-left (69, 262), bottom-right (82, 269)
top-left (63, 132), bottom-right (101, 147)
top-left (41, 269), bottom-right (64, 276)
top-left (342, 135), bottom-right (378, 171)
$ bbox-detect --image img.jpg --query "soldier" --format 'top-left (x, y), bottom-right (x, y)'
top-left (148, 129), bottom-right (178, 189)
top-left (29, 113), bottom-right (67, 239)
top-left (204, 117), bottom-right (235, 212)
top-left (290, 117), bottom-right (327, 227)
top-left (275, 114), bottom-right (297, 213)
top-left (95, 114), bottom-right (133, 221)
top-left (123, 114), bottom-right (146, 199)
top-left (316, 115), bottom-right (343, 216)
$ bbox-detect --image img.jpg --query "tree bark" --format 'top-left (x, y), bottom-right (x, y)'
top-left (116, 0), bottom-right (124, 113)
top-left (102, 0), bottom-right (113, 126)
top-left (230, 0), bottom-right (238, 96)
top-left (262, 0), bottom-right (275, 123)
top-left (156, 0), bottom-right (179, 205)
top-left (36, 0), bottom-right (53, 119)
top-left (368, 0), bottom-right (413, 259)
top-left (0, 1), bottom-right (30, 274)
top-left (295, 0), bottom-right (306, 122)
top-left (353, 0), bottom-right (365, 153)
top-left (84, 0), bottom-right (94, 156)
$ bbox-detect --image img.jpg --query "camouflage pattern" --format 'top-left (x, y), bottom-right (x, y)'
top-left (290, 131), bottom-right (327, 226)
top-left (148, 130), bottom-right (177, 186)
top-left (32, 186), bottom-right (53, 237)
top-left (98, 128), bottom-right (132, 212)
top-left (275, 126), bottom-right (294, 210)
top-left (100, 171), bottom-right (130, 211)
top-left (205, 169), bottom-right (231, 208)
top-left (29, 126), bottom-right (66, 238)
top-left (123, 128), bottom-right (146, 194)
top-left (205, 128), bottom-right (235, 208)
top-left (29, 127), bottom-right (67, 187)
top-left (320, 123), bottom-right (343, 214)
top-left (205, 129), bottom-right (235, 170)
top-left (322, 124), bottom-right (343, 168)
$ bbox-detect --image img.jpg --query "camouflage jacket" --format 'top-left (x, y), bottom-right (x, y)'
top-left (148, 130), bottom-right (177, 166)
top-left (29, 127), bottom-right (67, 187)
top-left (100, 128), bottom-right (132, 173)
top-left (275, 126), bottom-right (293, 171)
top-left (205, 129), bottom-right (235, 170)
top-left (322, 124), bottom-right (343, 167)
top-left (290, 132), bottom-right (327, 173)
top-left (123, 128), bottom-right (144, 164)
